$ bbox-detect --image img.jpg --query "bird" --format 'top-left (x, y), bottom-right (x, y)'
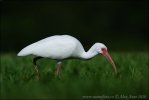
top-left (17, 35), bottom-right (117, 80)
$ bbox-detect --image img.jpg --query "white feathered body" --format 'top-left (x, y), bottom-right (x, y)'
top-left (17, 35), bottom-right (85, 59)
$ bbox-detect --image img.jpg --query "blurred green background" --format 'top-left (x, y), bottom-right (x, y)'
top-left (1, 0), bottom-right (148, 52)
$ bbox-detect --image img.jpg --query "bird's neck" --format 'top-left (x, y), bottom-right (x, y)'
top-left (80, 46), bottom-right (98, 60)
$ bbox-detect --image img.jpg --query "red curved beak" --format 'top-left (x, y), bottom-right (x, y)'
top-left (101, 49), bottom-right (117, 74)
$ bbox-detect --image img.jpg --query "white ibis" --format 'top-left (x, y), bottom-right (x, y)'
top-left (17, 35), bottom-right (117, 79)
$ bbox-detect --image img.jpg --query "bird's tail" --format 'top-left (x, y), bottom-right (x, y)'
top-left (17, 46), bottom-right (32, 56)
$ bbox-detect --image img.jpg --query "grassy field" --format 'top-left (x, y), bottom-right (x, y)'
top-left (0, 52), bottom-right (148, 99)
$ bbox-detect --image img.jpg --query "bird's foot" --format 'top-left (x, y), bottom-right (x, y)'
top-left (55, 62), bottom-right (62, 79)
top-left (36, 75), bottom-right (40, 80)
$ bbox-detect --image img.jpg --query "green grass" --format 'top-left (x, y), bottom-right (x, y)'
top-left (0, 52), bottom-right (148, 99)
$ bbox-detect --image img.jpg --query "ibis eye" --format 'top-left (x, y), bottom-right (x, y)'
top-left (101, 48), bottom-right (106, 52)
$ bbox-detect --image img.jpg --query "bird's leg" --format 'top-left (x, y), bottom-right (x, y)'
top-left (55, 61), bottom-right (62, 78)
top-left (33, 57), bottom-right (43, 80)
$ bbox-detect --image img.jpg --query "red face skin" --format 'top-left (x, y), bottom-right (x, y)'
top-left (101, 48), bottom-right (117, 74)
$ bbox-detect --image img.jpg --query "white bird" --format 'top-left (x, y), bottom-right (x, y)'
top-left (17, 35), bottom-right (117, 79)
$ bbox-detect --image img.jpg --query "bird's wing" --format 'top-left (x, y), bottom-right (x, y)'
top-left (33, 40), bottom-right (77, 59)
top-left (18, 35), bottom-right (78, 59)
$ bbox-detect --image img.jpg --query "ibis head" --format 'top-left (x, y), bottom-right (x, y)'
top-left (93, 43), bottom-right (117, 74)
